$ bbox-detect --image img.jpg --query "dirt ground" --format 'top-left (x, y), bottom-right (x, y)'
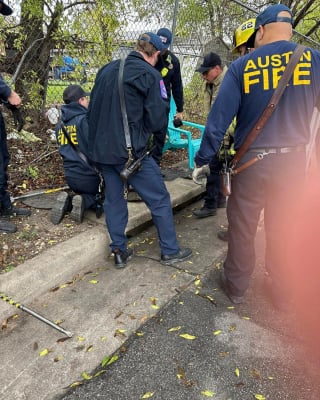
top-left (0, 114), bottom-right (188, 273)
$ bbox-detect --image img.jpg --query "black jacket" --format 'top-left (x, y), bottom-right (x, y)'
top-left (88, 51), bottom-right (169, 164)
top-left (55, 103), bottom-right (97, 179)
top-left (155, 50), bottom-right (184, 113)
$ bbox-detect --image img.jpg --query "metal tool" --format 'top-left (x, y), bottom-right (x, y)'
top-left (0, 292), bottom-right (73, 338)
top-left (11, 185), bottom-right (69, 202)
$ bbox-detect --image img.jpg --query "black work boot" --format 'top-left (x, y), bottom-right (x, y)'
top-left (160, 247), bottom-right (192, 266)
top-left (70, 195), bottom-right (85, 223)
top-left (113, 248), bottom-right (133, 269)
top-left (0, 218), bottom-right (17, 233)
top-left (50, 191), bottom-right (71, 225)
top-left (0, 205), bottom-right (31, 217)
top-left (220, 271), bottom-right (244, 304)
top-left (193, 207), bottom-right (217, 218)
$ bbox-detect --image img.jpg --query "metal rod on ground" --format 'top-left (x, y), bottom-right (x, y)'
top-left (11, 185), bottom-right (69, 202)
top-left (0, 293), bottom-right (73, 338)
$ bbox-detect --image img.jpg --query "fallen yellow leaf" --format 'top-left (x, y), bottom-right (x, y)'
top-left (213, 330), bottom-right (222, 336)
top-left (89, 280), bottom-right (98, 284)
top-left (168, 326), bottom-right (182, 332)
top-left (39, 348), bottom-right (49, 357)
top-left (81, 371), bottom-right (92, 380)
top-left (94, 370), bottom-right (106, 377)
top-left (101, 354), bottom-right (119, 367)
top-left (141, 392), bottom-right (154, 398)
top-left (149, 297), bottom-right (158, 305)
top-left (200, 389), bottom-right (215, 397)
top-left (77, 336), bottom-right (85, 342)
top-left (179, 333), bottom-right (196, 340)
top-left (70, 381), bottom-right (82, 388)
top-left (235, 367), bottom-right (240, 377)
top-left (254, 395), bottom-right (266, 400)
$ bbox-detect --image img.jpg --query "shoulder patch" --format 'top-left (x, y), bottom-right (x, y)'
top-left (160, 79), bottom-right (168, 99)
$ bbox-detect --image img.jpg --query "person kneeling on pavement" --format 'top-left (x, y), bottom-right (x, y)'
top-left (51, 85), bottom-right (104, 225)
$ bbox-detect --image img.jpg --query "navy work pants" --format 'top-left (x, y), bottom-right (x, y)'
top-left (224, 150), bottom-right (306, 297)
top-left (203, 154), bottom-right (225, 209)
top-left (0, 112), bottom-right (11, 209)
top-left (66, 173), bottom-right (100, 209)
top-left (97, 156), bottom-right (180, 255)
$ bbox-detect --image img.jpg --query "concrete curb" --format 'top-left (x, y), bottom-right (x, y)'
top-left (0, 175), bottom-right (204, 322)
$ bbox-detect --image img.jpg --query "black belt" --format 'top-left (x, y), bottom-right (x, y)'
top-left (248, 145), bottom-right (305, 154)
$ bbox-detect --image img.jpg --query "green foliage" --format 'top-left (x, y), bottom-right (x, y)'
top-left (1, 0), bottom-right (319, 114)
top-left (18, 229), bottom-right (40, 241)
top-left (184, 73), bottom-right (206, 124)
top-left (27, 165), bottom-right (39, 180)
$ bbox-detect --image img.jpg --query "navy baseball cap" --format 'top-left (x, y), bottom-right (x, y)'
top-left (63, 85), bottom-right (90, 104)
top-left (157, 28), bottom-right (172, 48)
top-left (196, 52), bottom-right (221, 74)
top-left (0, 0), bottom-right (13, 16)
top-left (247, 4), bottom-right (293, 48)
top-left (138, 32), bottom-right (165, 52)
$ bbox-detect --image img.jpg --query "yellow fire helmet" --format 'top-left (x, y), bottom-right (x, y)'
top-left (232, 18), bottom-right (256, 54)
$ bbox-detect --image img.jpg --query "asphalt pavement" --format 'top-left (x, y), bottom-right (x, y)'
top-left (1, 161), bottom-right (320, 400)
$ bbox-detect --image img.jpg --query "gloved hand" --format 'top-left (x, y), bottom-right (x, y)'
top-left (192, 164), bottom-right (210, 185)
top-left (5, 103), bottom-right (24, 131)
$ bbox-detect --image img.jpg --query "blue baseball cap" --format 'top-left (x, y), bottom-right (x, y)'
top-left (247, 4), bottom-right (293, 48)
top-left (157, 28), bottom-right (172, 48)
top-left (138, 32), bottom-right (165, 52)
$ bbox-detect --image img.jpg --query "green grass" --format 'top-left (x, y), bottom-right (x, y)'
top-left (46, 80), bottom-right (93, 106)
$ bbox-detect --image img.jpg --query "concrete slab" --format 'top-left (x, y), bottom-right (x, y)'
top-left (0, 198), bottom-right (227, 400)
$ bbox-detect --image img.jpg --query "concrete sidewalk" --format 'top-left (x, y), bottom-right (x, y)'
top-left (0, 171), bottom-right (204, 323)
top-left (2, 163), bottom-right (319, 400)
top-left (0, 166), bottom-right (217, 400)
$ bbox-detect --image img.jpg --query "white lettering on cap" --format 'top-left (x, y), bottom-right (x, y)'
top-left (159, 35), bottom-right (167, 44)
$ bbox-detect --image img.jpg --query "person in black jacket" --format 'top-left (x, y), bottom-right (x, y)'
top-left (0, 0), bottom-right (31, 233)
top-left (152, 28), bottom-right (184, 166)
top-left (51, 85), bottom-right (102, 225)
top-left (87, 32), bottom-right (192, 268)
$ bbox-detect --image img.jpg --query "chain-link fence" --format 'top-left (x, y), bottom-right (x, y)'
top-left (1, 0), bottom-right (319, 125)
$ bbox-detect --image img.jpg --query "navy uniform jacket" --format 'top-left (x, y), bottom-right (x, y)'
top-left (155, 50), bottom-right (184, 113)
top-left (196, 41), bottom-right (320, 166)
top-left (0, 73), bottom-right (11, 101)
top-left (88, 51), bottom-right (169, 165)
top-left (55, 103), bottom-right (96, 180)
